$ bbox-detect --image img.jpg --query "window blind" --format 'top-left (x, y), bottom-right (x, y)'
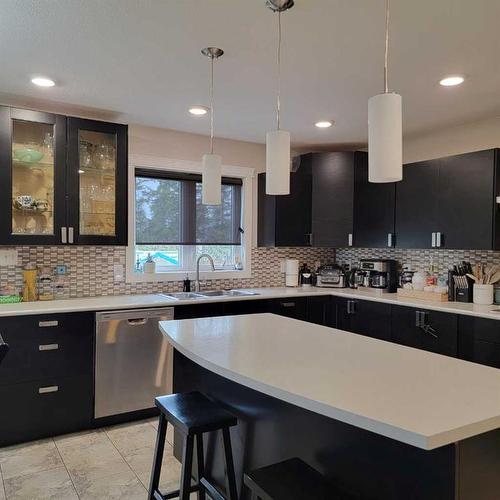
top-left (135, 169), bottom-right (242, 245)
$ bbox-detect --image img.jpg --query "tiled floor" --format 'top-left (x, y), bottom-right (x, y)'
top-left (0, 418), bottom-right (185, 500)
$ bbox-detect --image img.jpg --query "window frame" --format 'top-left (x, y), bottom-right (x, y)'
top-left (126, 154), bottom-right (254, 283)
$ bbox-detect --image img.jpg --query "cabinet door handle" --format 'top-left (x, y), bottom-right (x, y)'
top-left (38, 385), bottom-right (59, 394)
top-left (436, 232), bottom-right (442, 247)
top-left (306, 233), bottom-right (313, 246)
top-left (431, 232), bottom-right (436, 248)
top-left (281, 302), bottom-right (296, 308)
top-left (387, 233), bottom-right (393, 247)
top-left (68, 227), bottom-right (74, 244)
top-left (348, 233), bottom-right (353, 247)
top-left (61, 227), bottom-right (67, 244)
top-left (415, 310), bottom-right (422, 327)
top-left (39, 343), bottom-right (59, 351)
top-left (38, 320), bottom-right (58, 328)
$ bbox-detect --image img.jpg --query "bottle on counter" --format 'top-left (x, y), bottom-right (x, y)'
top-left (183, 274), bottom-right (191, 292)
top-left (22, 263), bottom-right (38, 302)
top-left (143, 253), bottom-right (156, 274)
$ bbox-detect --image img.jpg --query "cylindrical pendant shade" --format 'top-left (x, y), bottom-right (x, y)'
top-left (202, 153), bottom-right (222, 205)
top-left (368, 92), bottom-right (402, 183)
top-left (266, 129), bottom-right (290, 195)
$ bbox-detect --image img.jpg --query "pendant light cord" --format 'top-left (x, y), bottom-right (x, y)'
top-left (276, 10), bottom-right (282, 130)
top-left (384, 0), bottom-right (389, 93)
top-left (210, 54), bottom-right (215, 154)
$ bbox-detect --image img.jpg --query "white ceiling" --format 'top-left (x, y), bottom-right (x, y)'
top-left (1, 0), bottom-right (499, 147)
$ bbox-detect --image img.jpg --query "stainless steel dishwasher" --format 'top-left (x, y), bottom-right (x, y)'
top-left (95, 307), bottom-right (174, 418)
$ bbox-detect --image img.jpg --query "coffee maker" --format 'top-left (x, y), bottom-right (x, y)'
top-left (358, 259), bottom-right (398, 293)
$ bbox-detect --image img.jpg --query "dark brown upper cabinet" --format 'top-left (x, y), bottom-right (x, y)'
top-left (258, 155), bottom-right (312, 247)
top-left (395, 160), bottom-right (439, 248)
top-left (353, 152), bottom-right (397, 248)
top-left (396, 149), bottom-right (500, 250)
top-left (311, 152), bottom-right (355, 247)
top-left (0, 106), bottom-right (128, 246)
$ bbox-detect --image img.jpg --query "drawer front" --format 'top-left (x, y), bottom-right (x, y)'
top-left (0, 375), bottom-right (93, 446)
top-left (471, 340), bottom-right (500, 369)
top-left (222, 299), bottom-right (270, 316)
top-left (271, 298), bottom-right (308, 320)
top-left (0, 313), bottom-right (93, 385)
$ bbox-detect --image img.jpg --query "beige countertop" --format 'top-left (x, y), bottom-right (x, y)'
top-left (1, 286), bottom-right (500, 320)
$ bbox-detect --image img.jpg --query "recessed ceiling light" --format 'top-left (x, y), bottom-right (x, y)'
top-left (189, 105), bottom-right (209, 116)
top-left (315, 120), bottom-right (333, 129)
top-left (439, 75), bottom-right (465, 87)
top-left (31, 77), bottom-right (55, 87)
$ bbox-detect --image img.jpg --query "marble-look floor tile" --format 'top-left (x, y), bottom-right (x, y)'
top-left (57, 437), bottom-right (130, 490)
top-left (75, 469), bottom-right (147, 500)
top-left (130, 449), bottom-right (181, 492)
top-left (54, 428), bottom-right (107, 453)
top-left (147, 417), bottom-right (174, 445)
top-left (3, 466), bottom-right (78, 500)
top-left (105, 420), bottom-right (157, 456)
top-left (0, 439), bottom-right (63, 481)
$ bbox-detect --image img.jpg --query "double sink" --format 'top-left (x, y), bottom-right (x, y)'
top-left (160, 290), bottom-right (260, 301)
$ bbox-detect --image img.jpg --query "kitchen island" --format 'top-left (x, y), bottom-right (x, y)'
top-left (160, 313), bottom-right (500, 500)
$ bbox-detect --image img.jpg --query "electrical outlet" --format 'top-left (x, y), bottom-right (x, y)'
top-left (0, 249), bottom-right (18, 266)
top-left (113, 264), bottom-right (125, 282)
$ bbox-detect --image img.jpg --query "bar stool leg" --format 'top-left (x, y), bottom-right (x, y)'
top-left (221, 427), bottom-right (238, 500)
top-left (180, 434), bottom-right (195, 500)
top-left (148, 416), bottom-right (168, 500)
top-left (196, 434), bottom-right (206, 500)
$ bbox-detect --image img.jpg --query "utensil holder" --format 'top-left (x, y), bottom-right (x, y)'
top-left (473, 284), bottom-right (494, 305)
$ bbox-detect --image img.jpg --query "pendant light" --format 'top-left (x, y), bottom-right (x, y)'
top-left (265, 0), bottom-right (293, 195)
top-left (201, 47), bottom-right (224, 205)
top-left (368, 0), bottom-right (402, 183)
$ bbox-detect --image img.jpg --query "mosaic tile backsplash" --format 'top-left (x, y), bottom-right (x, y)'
top-left (336, 247), bottom-right (500, 278)
top-left (0, 246), bottom-right (336, 298)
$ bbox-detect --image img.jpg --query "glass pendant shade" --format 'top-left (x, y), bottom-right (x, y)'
top-left (202, 153), bottom-right (222, 205)
top-left (368, 92), bottom-right (402, 183)
top-left (266, 129), bottom-right (290, 195)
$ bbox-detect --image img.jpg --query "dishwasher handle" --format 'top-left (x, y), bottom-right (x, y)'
top-left (96, 307), bottom-right (174, 323)
top-left (127, 318), bottom-right (148, 326)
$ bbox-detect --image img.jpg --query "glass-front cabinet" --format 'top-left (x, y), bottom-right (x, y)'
top-left (67, 118), bottom-right (127, 245)
top-left (0, 108), bottom-right (127, 245)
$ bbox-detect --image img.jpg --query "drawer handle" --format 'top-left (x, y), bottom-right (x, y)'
top-left (281, 302), bottom-right (296, 307)
top-left (39, 343), bottom-right (59, 351)
top-left (38, 385), bottom-right (59, 394)
top-left (38, 320), bottom-right (58, 328)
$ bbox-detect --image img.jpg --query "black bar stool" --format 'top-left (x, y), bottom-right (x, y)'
top-left (148, 391), bottom-right (239, 500)
top-left (244, 458), bottom-right (345, 500)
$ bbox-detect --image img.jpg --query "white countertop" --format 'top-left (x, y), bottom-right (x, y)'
top-left (159, 313), bottom-right (500, 450)
top-left (1, 286), bottom-right (500, 321)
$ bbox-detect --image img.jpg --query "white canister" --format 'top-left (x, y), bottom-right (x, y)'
top-left (473, 284), bottom-right (494, 305)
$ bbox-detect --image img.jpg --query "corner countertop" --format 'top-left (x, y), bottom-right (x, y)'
top-left (159, 313), bottom-right (500, 450)
top-left (1, 286), bottom-right (500, 320)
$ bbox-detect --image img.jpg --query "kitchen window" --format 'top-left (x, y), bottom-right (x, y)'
top-left (127, 157), bottom-right (253, 282)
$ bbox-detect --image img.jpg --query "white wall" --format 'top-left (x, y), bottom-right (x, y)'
top-left (403, 115), bottom-right (500, 163)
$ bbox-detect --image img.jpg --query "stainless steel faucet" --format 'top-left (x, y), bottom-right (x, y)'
top-left (195, 253), bottom-right (215, 292)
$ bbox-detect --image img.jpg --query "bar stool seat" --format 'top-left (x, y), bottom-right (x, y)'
top-left (149, 391), bottom-right (238, 500)
top-left (244, 458), bottom-right (347, 500)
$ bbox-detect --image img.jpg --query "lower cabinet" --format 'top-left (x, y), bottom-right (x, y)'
top-left (0, 312), bottom-right (94, 446)
top-left (391, 305), bottom-right (458, 357)
top-left (336, 298), bottom-right (392, 341)
top-left (222, 299), bottom-right (270, 316)
top-left (174, 302), bottom-right (224, 319)
top-left (458, 316), bottom-right (500, 368)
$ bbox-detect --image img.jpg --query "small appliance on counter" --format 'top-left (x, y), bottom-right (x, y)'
top-left (284, 259), bottom-right (299, 287)
top-left (358, 259), bottom-right (398, 293)
top-left (316, 263), bottom-right (346, 288)
top-left (299, 263), bottom-right (313, 288)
